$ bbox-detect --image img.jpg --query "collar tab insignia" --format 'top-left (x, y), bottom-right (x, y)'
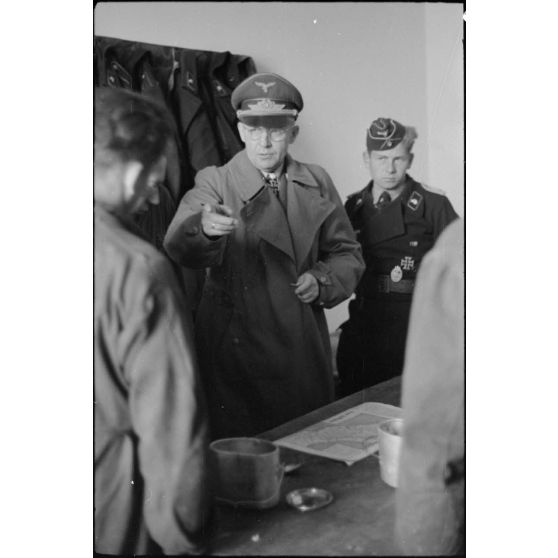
top-left (407, 191), bottom-right (423, 211)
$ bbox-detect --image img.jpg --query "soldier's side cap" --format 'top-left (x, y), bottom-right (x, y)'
top-left (232, 72), bottom-right (303, 120)
top-left (366, 117), bottom-right (406, 151)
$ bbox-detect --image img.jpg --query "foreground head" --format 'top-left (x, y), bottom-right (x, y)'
top-left (94, 87), bottom-right (174, 216)
top-left (363, 117), bottom-right (418, 192)
top-left (232, 73), bottom-right (303, 173)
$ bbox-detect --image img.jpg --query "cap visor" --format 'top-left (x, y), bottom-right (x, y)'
top-left (238, 114), bottom-right (296, 128)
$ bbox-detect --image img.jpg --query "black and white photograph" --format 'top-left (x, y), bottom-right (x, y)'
top-left (7, 1), bottom-right (558, 557)
top-left (91, 2), bottom-right (464, 555)
top-left (93, 2), bottom-right (463, 555)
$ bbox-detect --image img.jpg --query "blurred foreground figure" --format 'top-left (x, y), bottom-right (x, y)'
top-left (164, 73), bottom-right (364, 438)
top-left (395, 218), bottom-right (464, 555)
top-left (94, 87), bottom-right (211, 555)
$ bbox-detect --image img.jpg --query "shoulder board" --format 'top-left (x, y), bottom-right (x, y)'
top-left (420, 182), bottom-right (447, 196)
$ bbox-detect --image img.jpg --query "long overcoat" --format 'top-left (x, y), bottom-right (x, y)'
top-left (164, 150), bottom-right (364, 437)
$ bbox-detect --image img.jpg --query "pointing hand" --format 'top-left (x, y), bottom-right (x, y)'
top-left (201, 203), bottom-right (238, 237)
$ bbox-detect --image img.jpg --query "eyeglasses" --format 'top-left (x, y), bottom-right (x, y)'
top-left (242, 124), bottom-right (293, 141)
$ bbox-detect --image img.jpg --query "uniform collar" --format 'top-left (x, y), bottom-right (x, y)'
top-left (228, 151), bottom-right (319, 202)
top-left (369, 174), bottom-right (412, 204)
top-left (358, 174), bottom-right (425, 245)
top-left (286, 155), bottom-right (320, 188)
top-left (398, 174), bottom-right (419, 202)
top-left (229, 151), bottom-right (333, 270)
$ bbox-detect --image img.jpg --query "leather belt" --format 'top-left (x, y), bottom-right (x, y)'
top-left (373, 275), bottom-right (415, 294)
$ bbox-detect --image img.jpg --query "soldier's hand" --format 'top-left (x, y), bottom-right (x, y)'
top-left (292, 273), bottom-right (319, 304)
top-left (201, 203), bottom-right (238, 237)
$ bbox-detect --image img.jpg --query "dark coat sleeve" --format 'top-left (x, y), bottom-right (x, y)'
top-left (120, 257), bottom-right (212, 554)
top-left (163, 166), bottom-right (228, 269)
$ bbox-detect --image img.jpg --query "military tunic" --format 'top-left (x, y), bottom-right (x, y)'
top-left (164, 150), bottom-right (364, 438)
top-left (337, 174), bottom-right (458, 395)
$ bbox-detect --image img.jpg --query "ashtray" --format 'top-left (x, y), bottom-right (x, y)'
top-left (285, 487), bottom-right (333, 512)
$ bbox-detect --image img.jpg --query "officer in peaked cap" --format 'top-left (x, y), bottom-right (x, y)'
top-left (164, 72), bottom-right (364, 438)
top-left (335, 117), bottom-right (459, 397)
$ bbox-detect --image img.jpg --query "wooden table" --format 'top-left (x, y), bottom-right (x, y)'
top-left (209, 377), bottom-right (402, 556)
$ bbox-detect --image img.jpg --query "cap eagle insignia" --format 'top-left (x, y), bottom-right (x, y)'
top-left (254, 81), bottom-right (276, 93)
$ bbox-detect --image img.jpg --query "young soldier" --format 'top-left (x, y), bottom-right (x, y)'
top-left (336, 117), bottom-right (458, 396)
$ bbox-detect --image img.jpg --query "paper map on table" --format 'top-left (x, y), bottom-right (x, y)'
top-left (275, 402), bottom-right (402, 466)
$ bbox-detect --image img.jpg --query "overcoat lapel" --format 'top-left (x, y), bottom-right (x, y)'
top-left (230, 152), bottom-right (296, 262)
top-left (285, 158), bottom-right (336, 270)
top-left (227, 152), bottom-right (335, 268)
top-left (241, 189), bottom-right (296, 262)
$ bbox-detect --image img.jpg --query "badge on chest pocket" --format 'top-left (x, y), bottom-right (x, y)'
top-left (390, 265), bottom-right (403, 283)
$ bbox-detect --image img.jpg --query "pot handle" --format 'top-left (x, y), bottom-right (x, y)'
top-left (277, 463), bottom-right (285, 484)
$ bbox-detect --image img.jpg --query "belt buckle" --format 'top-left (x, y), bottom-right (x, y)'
top-left (377, 276), bottom-right (390, 294)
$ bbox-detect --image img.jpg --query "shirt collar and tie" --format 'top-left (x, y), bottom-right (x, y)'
top-left (263, 172), bottom-right (280, 196)
top-left (375, 190), bottom-right (392, 210)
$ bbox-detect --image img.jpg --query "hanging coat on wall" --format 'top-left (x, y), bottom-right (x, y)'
top-left (172, 49), bottom-right (224, 179)
top-left (204, 51), bottom-right (257, 163)
top-left (94, 37), bottom-right (186, 203)
top-left (94, 36), bottom-right (257, 311)
top-left (94, 37), bottom-right (188, 263)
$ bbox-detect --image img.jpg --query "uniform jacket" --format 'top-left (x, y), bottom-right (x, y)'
top-left (94, 207), bottom-right (211, 555)
top-left (395, 219), bottom-right (464, 555)
top-left (164, 150), bottom-right (364, 437)
top-left (345, 175), bottom-right (458, 302)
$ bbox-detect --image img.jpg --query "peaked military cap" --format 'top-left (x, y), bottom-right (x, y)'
top-left (366, 117), bottom-right (407, 151)
top-left (232, 72), bottom-right (303, 122)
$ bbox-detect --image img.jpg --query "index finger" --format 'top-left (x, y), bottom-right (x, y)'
top-left (214, 203), bottom-right (234, 217)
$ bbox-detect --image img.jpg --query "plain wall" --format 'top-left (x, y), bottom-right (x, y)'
top-left (94, 1), bottom-right (464, 331)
